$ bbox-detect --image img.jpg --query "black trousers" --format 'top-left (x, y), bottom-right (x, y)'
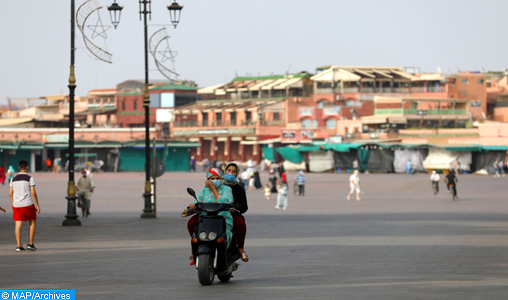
top-left (298, 184), bottom-right (305, 196)
top-left (447, 184), bottom-right (457, 196)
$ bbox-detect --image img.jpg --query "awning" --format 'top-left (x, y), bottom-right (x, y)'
top-left (0, 117), bottom-right (33, 127)
top-left (198, 83), bottom-right (228, 94)
top-left (239, 138), bottom-right (281, 145)
top-left (249, 80), bottom-right (275, 91)
top-left (373, 96), bottom-right (403, 104)
top-left (310, 68), bottom-right (361, 83)
top-left (388, 116), bottom-right (407, 124)
top-left (481, 145), bottom-right (508, 151)
top-left (362, 116), bottom-right (387, 124)
top-left (273, 78), bottom-right (303, 89)
top-left (261, 79), bottom-right (287, 90)
top-left (276, 147), bottom-right (305, 163)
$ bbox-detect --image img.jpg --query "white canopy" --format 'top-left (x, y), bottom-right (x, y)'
top-left (310, 68), bottom-right (361, 83)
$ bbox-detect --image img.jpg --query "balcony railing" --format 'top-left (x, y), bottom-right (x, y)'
top-left (173, 120), bottom-right (258, 127)
top-left (374, 108), bottom-right (468, 115)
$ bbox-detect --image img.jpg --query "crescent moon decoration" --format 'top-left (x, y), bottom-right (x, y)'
top-left (76, 0), bottom-right (113, 64)
top-left (149, 28), bottom-right (179, 82)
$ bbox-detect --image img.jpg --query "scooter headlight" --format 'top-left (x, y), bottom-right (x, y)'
top-left (208, 232), bottom-right (217, 240)
top-left (198, 231), bottom-right (207, 240)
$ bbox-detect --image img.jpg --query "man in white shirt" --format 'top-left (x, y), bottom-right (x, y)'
top-left (347, 170), bottom-right (361, 201)
top-left (430, 170), bottom-right (440, 194)
top-left (76, 169), bottom-right (95, 216)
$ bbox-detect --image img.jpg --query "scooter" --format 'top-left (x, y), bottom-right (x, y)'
top-left (186, 188), bottom-right (242, 286)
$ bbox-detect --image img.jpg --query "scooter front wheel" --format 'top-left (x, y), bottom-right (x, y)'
top-left (197, 254), bottom-right (215, 286)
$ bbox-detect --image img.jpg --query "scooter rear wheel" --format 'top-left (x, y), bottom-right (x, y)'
top-left (197, 254), bottom-right (215, 286)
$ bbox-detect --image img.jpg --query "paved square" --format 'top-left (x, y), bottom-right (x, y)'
top-left (1, 172), bottom-right (507, 299)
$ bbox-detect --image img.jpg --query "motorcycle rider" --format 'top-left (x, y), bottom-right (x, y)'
top-left (430, 170), bottom-right (440, 194)
top-left (222, 162), bottom-right (249, 262)
top-left (186, 168), bottom-right (234, 261)
top-left (444, 169), bottom-right (458, 198)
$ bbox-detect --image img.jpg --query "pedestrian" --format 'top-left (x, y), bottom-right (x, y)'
top-left (202, 157), bottom-right (209, 171)
top-left (0, 165), bottom-right (6, 185)
top-left (294, 170), bottom-right (306, 196)
top-left (430, 170), bottom-right (440, 194)
top-left (452, 159), bottom-right (460, 175)
top-left (9, 160), bottom-right (40, 252)
top-left (352, 159), bottom-right (359, 171)
top-left (498, 160), bottom-right (505, 177)
top-left (76, 169), bottom-right (95, 217)
top-left (248, 170), bottom-right (255, 190)
top-left (254, 169), bottom-right (263, 189)
top-left (280, 170), bottom-right (287, 185)
top-left (53, 157), bottom-right (59, 173)
top-left (240, 169), bottom-right (250, 190)
top-left (97, 159), bottom-right (104, 173)
top-left (7, 165), bottom-right (15, 184)
top-left (268, 169), bottom-right (278, 195)
top-left (347, 170), bottom-right (361, 201)
top-left (493, 160), bottom-right (499, 177)
top-left (264, 184), bottom-right (271, 200)
top-left (275, 180), bottom-right (288, 210)
top-left (45, 158), bottom-right (52, 172)
top-left (406, 160), bottom-right (413, 174)
top-left (190, 156), bottom-right (196, 172)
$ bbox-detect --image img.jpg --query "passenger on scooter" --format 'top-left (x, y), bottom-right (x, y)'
top-left (187, 168), bottom-right (234, 248)
top-left (223, 162), bottom-right (249, 262)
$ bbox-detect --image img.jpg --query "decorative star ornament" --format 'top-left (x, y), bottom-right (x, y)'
top-left (157, 45), bottom-right (177, 63)
top-left (87, 17), bottom-right (111, 39)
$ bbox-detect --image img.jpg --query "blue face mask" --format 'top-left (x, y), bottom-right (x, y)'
top-left (224, 173), bottom-right (236, 182)
top-left (211, 180), bottom-right (221, 188)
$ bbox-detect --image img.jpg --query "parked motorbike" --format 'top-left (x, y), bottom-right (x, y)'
top-left (186, 187), bottom-right (241, 286)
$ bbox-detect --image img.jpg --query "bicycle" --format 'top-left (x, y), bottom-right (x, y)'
top-left (77, 190), bottom-right (90, 217)
top-left (432, 181), bottom-right (438, 195)
top-left (448, 184), bottom-right (456, 201)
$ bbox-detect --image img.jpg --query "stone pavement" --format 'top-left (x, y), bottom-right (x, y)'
top-left (0, 171), bottom-right (507, 299)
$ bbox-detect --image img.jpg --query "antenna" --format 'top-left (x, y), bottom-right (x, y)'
top-left (285, 62), bottom-right (292, 77)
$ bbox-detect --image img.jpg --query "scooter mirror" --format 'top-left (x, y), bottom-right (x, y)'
top-left (187, 187), bottom-right (197, 200)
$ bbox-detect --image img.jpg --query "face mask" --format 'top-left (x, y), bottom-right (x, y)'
top-left (211, 180), bottom-right (221, 188)
top-left (224, 173), bottom-right (236, 182)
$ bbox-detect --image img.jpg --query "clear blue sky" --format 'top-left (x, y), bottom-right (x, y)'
top-left (1, 0), bottom-right (507, 101)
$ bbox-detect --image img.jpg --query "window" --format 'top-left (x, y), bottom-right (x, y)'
top-left (478, 79), bottom-right (484, 85)
top-left (88, 99), bottom-right (94, 104)
top-left (461, 79), bottom-right (469, 84)
top-left (245, 111), bottom-right (252, 123)
top-left (133, 101), bottom-right (137, 110)
top-left (326, 119), bottom-right (336, 129)
top-left (273, 112), bottom-right (280, 121)
top-left (230, 112), bottom-right (236, 125)
top-left (95, 98), bottom-right (100, 103)
top-left (202, 112), bottom-right (208, 126)
top-left (216, 112), bottom-right (222, 126)
top-left (122, 102), bottom-right (125, 111)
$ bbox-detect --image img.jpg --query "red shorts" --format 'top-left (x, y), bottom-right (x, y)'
top-left (12, 205), bottom-right (37, 222)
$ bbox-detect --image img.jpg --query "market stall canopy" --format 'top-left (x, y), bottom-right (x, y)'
top-left (310, 68), bottom-right (361, 83)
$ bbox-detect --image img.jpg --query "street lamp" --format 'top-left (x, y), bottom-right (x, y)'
top-left (107, 0), bottom-right (123, 29)
top-left (167, 1), bottom-right (183, 29)
top-left (108, 0), bottom-right (182, 219)
top-left (63, 0), bottom-right (80, 226)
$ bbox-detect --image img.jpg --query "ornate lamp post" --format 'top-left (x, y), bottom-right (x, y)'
top-left (63, 0), bottom-right (80, 226)
top-left (108, 0), bottom-right (183, 219)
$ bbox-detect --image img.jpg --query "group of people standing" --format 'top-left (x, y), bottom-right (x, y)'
top-left (493, 160), bottom-right (507, 178)
top-left (0, 165), bottom-right (16, 186)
